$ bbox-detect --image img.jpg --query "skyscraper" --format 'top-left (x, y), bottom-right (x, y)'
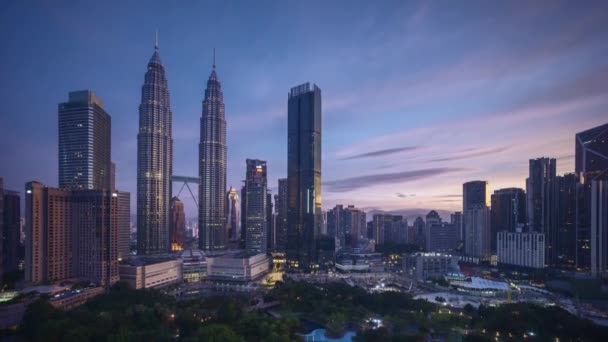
top-left (555, 174), bottom-right (577, 269)
top-left (266, 191), bottom-right (274, 251)
top-left (463, 181), bottom-right (489, 211)
top-left (526, 158), bottom-right (557, 265)
top-left (463, 180), bottom-right (488, 250)
top-left (137, 38), bottom-right (173, 255)
top-left (328, 205), bottom-right (366, 250)
top-left (240, 184), bottom-right (247, 248)
top-left (576, 123), bottom-right (608, 184)
top-left (576, 182), bottom-right (592, 271)
top-left (199, 56), bottom-right (227, 251)
top-left (170, 196), bottom-right (186, 251)
top-left (575, 123), bottom-right (608, 272)
top-left (116, 191), bottom-right (131, 260)
top-left (2, 189), bottom-right (20, 273)
top-left (527, 158), bottom-right (556, 232)
top-left (0, 177), bottom-right (3, 282)
top-left (58, 90), bottom-right (111, 190)
top-left (450, 211), bottom-right (463, 242)
top-left (413, 216), bottom-right (426, 249)
top-left (590, 179), bottom-right (608, 277)
top-left (275, 178), bottom-right (288, 252)
top-left (226, 187), bottom-right (240, 242)
top-left (244, 159), bottom-right (267, 254)
top-left (286, 83), bottom-right (322, 269)
top-left (327, 205), bottom-right (343, 240)
top-left (464, 207), bottom-right (491, 259)
top-left (490, 188), bottom-right (526, 252)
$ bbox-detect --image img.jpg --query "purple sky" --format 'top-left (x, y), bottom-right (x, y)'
top-left (1, 1), bottom-right (607, 218)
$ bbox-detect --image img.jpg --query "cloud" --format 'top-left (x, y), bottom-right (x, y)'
top-left (342, 146), bottom-right (422, 160)
top-left (395, 192), bottom-right (417, 198)
top-left (429, 146), bottom-right (510, 162)
top-left (433, 194), bottom-right (462, 198)
top-left (324, 167), bottom-right (471, 192)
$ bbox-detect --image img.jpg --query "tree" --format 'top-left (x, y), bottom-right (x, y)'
top-left (20, 299), bottom-right (62, 339)
top-left (326, 312), bottom-right (347, 337)
top-left (197, 324), bottom-right (242, 342)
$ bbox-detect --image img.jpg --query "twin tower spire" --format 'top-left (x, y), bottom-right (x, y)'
top-left (137, 31), bottom-right (225, 255)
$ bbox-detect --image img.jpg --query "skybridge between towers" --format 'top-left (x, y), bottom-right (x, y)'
top-left (172, 175), bottom-right (198, 208)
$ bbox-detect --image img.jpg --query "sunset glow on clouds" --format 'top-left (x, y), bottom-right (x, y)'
top-left (0, 1), bottom-right (607, 218)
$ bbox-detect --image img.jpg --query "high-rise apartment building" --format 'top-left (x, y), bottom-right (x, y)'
top-left (137, 40), bottom-right (173, 255)
top-left (72, 190), bottom-right (119, 286)
top-left (25, 182), bottom-right (119, 286)
top-left (25, 182), bottom-right (72, 284)
top-left (286, 83), bottom-right (322, 269)
top-left (58, 90), bottom-right (111, 190)
top-left (199, 58), bottom-right (227, 251)
top-left (372, 214), bottom-right (404, 246)
top-left (244, 159), bottom-right (267, 254)
top-left (327, 205), bottom-right (366, 250)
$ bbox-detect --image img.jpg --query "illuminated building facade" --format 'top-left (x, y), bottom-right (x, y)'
top-left (137, 39), bottom-right (173, 255)
top-left (244, 159), bottom-right (267, 254)
top-left (226, 187), bottom-right (240, 242)
top-left (286, 83), bottom-right (322, 269)
top-left (58, 90), bottom-right (111, 190)
top-left (171, 196), bottom-right (186, 251)
top-left (199, 58), bottom-right (227, 251)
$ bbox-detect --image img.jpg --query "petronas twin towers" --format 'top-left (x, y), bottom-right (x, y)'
top-left (137, 37), bottom-right (226, 254)
top-left (136, 40), bottom-right (173, 255)
top-left (198, 61), bottom-right (228, 251)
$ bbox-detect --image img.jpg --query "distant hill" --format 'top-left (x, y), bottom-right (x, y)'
top-left (363, 208), bottom-right (453, 223)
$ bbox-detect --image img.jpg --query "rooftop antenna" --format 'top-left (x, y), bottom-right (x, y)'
top-left (213, 48), bottom-right (216, 69)
top-left (155, 30), bottom-right (158, 49)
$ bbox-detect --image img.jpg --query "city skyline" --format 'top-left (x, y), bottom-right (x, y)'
top-left (1, 1), bottom-right (607, 220)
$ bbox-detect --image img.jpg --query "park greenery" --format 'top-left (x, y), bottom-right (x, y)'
top-left (15, 279), bottom-right (608, 341)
